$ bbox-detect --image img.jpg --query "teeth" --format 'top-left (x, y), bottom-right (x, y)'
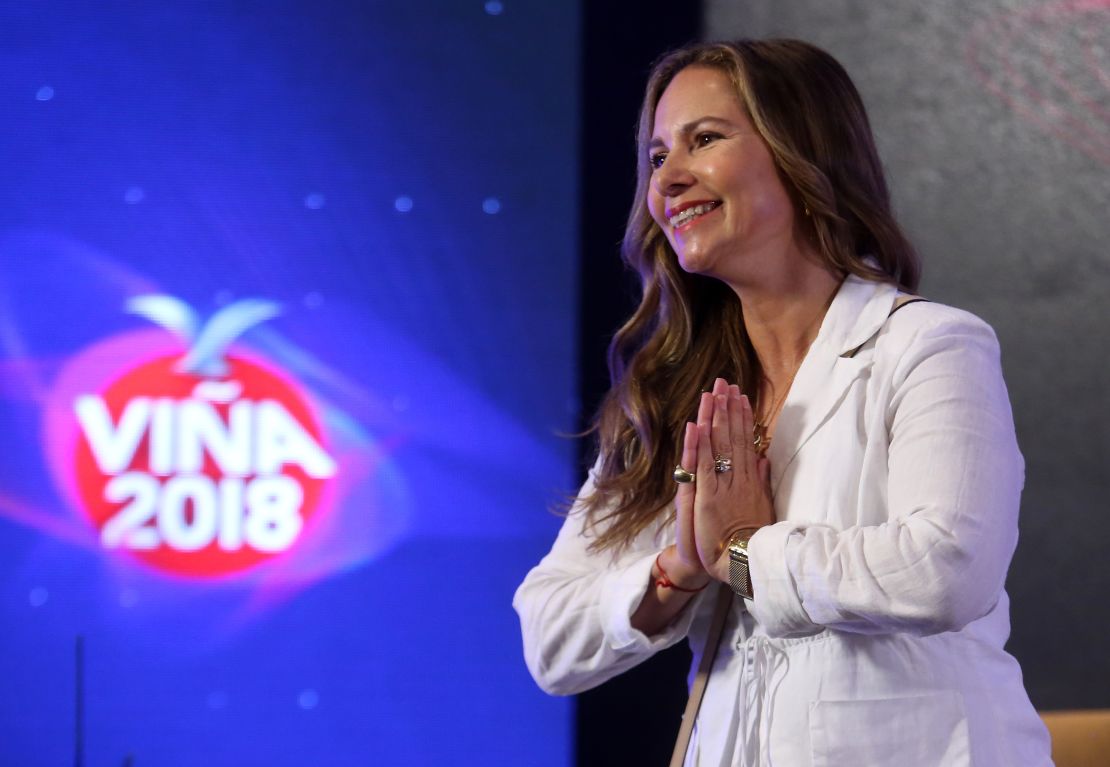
top-left (668, 202), bottom-right (718, 228)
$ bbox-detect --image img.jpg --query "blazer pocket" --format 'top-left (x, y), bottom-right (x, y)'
top-left (809, 691), bottom-right (970, 767)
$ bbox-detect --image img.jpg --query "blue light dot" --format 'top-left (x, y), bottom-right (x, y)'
top-left (392, 394), bottom-right (410, 412)
top-left (394, 196), bottom-right (413, 213)
top-left (214, 290), bottom-right (234, 305)
top-left (124, 187), bottom-right (145, 204)
top-left (482, 197), bottom-right (502, 215)
top-left (485, 1), bottom-right (504, 15)
top-left (35, 85), bottom-right (54, 101)
top-left (119, 589), bottom-right (138, 608)
top-left (207, 691), bottom-right (229, 710)
top-left (304, 193), bottom-right (325, 210)
top-left (29, 587), bottom-right (48, 607)
top-left (298, 689), bottom-right (319, 710)
top-left (303, 291), bottom-right (323, 308)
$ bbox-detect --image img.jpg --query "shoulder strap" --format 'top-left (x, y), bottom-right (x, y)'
top-left (668, 585), bottom-right (733, 767)
top-left (842, 294), bottom-right (929, 359)
top-left (888, 294), bottom-right (929, 317)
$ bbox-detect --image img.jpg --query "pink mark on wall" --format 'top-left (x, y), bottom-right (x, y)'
top-left (967, 0), bottom-right (1110, 165)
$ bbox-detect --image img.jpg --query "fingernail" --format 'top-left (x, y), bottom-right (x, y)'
top-left (716, 394), bottom-right (727, 408)
top-left (741, 394), bottom-right (751, 410)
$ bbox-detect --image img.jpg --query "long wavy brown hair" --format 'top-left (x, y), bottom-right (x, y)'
top-left (581, 39), bottom-right (921, 553)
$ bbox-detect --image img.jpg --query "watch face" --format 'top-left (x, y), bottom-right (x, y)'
top-left (728, 556), bottom-right (753, 599)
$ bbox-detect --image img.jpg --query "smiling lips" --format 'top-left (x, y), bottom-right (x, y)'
top-left (667, 200), bottom-right (721, 229)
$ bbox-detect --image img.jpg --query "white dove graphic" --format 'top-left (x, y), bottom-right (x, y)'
top-left (125, 295), bottom-right (281, 378)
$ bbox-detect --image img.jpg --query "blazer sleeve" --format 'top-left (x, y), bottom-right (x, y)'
top-left (747, 310), bottom-right (1025, 637)
top-left (512, 468), bottom-right (704, 695)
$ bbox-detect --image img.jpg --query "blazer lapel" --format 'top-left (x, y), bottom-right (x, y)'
top-left (767, 276), bottom-right (898, 492)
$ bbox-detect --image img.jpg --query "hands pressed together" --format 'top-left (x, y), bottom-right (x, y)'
top-left (660, 377), bottom-right (777, 590)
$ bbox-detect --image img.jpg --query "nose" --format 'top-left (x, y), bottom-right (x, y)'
top-left (652, 149), bottom-right (695, 198)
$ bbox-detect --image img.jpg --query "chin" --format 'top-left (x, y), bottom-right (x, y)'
top-left (675, 248), bottom-right (717, 276)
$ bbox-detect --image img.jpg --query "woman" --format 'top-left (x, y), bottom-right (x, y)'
top-left (514, 40), bottom-right (1051, 766)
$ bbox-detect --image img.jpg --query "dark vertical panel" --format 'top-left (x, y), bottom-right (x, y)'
top-left (577, 6), bottom-right (701, 766)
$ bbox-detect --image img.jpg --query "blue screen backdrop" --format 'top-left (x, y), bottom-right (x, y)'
top-left (0, 2), bottom-right (576, 764)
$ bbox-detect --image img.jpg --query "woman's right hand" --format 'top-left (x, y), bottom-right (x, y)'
top-left (662, 380), bottom-right (720, 590)
top-left (631, 383), bottom-right (720, 633)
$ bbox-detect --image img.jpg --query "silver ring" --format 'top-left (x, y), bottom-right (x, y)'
top-left (673, 465), bottom-right (696, 484)
top-left (714, 455), bottom-right (733, 473)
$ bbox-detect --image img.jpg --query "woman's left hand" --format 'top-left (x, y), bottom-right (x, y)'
top-left (690, 378), bottom-right (776, 582)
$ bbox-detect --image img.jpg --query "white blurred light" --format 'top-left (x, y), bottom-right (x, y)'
top-left (29, 587), bottom-right (49, 607)
top-left (394, 196), bottom-right (414, 213)
top-left (35, 85), bottom-right (54, 101)
top-left (298, 689), bottom-right (319, 710)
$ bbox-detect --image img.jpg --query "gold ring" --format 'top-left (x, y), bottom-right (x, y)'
top-left (673, 465), bottom-right (696, 484)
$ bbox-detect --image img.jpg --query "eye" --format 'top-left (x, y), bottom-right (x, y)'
top-left (649, 152), bottom-right (667, 170)
top-left (695, 131), bottom-right (722, 148)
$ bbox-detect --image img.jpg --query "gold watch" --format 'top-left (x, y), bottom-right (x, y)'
top-left (727, 531), bottom-right (755, 599)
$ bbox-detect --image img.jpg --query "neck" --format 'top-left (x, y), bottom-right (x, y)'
top-left (729, 258), bottom-right (842, 382)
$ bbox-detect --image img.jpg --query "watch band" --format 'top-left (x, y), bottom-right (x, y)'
top-left (727, 532), bottom-right (754, 599)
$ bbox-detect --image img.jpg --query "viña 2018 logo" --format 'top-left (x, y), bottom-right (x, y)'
top-left (69, 296), bottom-right (336, 577)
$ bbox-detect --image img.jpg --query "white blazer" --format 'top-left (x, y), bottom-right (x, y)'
top-left (514, 273), bottom-right (1053, 766)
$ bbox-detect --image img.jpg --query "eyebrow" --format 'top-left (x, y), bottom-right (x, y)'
top-left (648, 116), bottom-right (735, 151)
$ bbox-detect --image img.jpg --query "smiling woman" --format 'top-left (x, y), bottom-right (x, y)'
top-left (514, 39), bottom-right (1053, 766)
top-left (647, 68), bottom-right (801, 284)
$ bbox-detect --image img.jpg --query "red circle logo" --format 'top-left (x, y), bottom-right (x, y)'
top-left (73, 353), bottom-right (335, 577)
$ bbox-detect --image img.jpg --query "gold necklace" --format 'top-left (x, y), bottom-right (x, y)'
top-left (752, 366), bottom-right (800, 453)
top-left (748, 288), bottom-right (836, 453)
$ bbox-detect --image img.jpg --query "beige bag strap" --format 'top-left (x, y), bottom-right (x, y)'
top-left (842, 294), bottom-right (928, 359)
top-left (889, 294), bottom-right (927, 315)
top-left (668, 584), bottom-right (733, 767)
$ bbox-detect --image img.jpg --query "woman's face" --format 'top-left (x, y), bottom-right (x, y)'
top-left (647, 66), bottom-right (799, 282)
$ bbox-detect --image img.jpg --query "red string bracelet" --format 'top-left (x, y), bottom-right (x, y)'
top-left (653, 552), bottom-right (709, 593)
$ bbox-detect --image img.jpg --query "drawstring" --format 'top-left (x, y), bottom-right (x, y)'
top-left (733, 631), bottom-right (788, 767)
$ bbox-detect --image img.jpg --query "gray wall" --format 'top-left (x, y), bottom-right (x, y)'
top-left (706, 0), bottom-right (1109, 709)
